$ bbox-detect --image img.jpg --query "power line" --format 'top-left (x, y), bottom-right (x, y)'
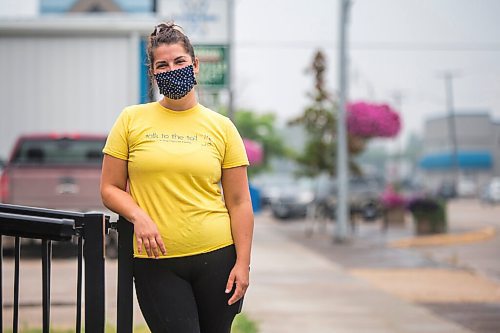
top-left (235, 41), bottom-right (500, 52)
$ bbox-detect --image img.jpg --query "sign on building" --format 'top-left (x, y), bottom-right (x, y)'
top-left (195, 45), bottom-right (227, 88)
top-left (157, 0), bottom-right (229, 44)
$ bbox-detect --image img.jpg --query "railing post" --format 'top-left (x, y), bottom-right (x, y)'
top-left (13, 237), bottom-right (20, 333)
top-left (82, 213), bottom-right (106, 333)
top-left (117, 216), bottom-right (134, 333)
top-left (41, 239), bottom-right (52, 333)
top-left (0, 236), bottom-right (3, 332)
top-left (76, 236), bottom-right (83, 333)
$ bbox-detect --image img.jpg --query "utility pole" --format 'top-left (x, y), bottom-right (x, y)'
top-left (391, 91), bottom-right (405, 184)
top-left (438, 71), bottom-right (460, 188)
top-left (335, 0), bottom-right (351, 242)
top-left (227, 0), bottom-right (235, 120)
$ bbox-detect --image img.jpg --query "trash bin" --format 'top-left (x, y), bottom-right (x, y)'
top-left (249, 184), bottom-right (261, 213)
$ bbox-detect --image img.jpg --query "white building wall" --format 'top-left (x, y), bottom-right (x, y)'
top-left (493, 122), bottom-right (500, 176)
top-left (0, 0), bottom-right (39, 18)
top-left (420, 113), bottom-right (497, 193)
top-left (0, 35), bottom-right (137, 158)
top-left (423, 113), bottom-right (492, 153)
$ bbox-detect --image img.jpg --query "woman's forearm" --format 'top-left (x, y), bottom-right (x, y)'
top-left (228, 201), bottom-right (254, 266)
top-left (101, 185), bottom-right (144, 223)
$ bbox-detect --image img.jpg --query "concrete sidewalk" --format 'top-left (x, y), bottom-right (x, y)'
top-left (243, 213), bottom-right (475, 333)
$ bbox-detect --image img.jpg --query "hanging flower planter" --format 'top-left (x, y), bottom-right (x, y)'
top-left (348, 133), bottom-right (368, 154)
top-left (347, 102), bottom-right (402, 139)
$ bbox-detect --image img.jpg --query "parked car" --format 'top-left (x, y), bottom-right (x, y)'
top-left (480, 177), bottom-right (500, 204)
top-left (269, 177), bottom-right (315, 219)
top-left (0, 158), bottom-right (5, 174)
top-left (457, 178), bottom-right (477, 198)
top-left (436, 181), bottom-right (457, 199)
top-left (252, 175), bottom-right (297, 208)
top-left (303, 176), bottom-right (384, 222)
top-left (267, 175), bottom-right (384, 221)
top-left (0, 133), bottom-right (117, 257)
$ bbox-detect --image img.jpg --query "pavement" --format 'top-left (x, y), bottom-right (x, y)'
top-left (2, 199), bottom-right (500, 332)
top-left (243, 199), bottom-right (500, 333)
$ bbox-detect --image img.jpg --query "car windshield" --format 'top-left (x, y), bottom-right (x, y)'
top-left (11, 138), bottom-right (105, 165)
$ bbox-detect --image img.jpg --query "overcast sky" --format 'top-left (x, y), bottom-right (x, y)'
top-left (233, 0), bottom-right (500, 147)
top-left (1, 0), bottom-right (498, 150)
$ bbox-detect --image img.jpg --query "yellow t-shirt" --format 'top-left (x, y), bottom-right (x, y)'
top-left (103, 102), bottom-right (249, 258)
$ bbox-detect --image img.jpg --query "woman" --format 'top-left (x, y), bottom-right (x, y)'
top-left (100, 22), bottom-right (254, 333)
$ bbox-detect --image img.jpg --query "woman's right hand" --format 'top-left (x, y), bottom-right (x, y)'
top-left (131, 210), bottom-right (167, 258)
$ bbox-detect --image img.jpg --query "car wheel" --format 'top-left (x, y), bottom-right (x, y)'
top-left (272, 205), bottom-right (290, 219)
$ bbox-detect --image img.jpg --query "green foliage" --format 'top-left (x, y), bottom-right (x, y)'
top-left (408, 197), bottom-right (447, 235)
top-left (232, 313), bottom-right (259, 333)
top-left (288, 50), bottom-right (367, 177)
top-left (219, 107), bottom-right (286, 176)
top-left (7, 315), bottom-right (259, 333)
top-left (132, 314), bottom-right (260, 333)
top-left (288, 50), bottom-right (338, 177)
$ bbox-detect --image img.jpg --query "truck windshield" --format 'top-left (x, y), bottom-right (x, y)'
top-left (11, 138), bottom-right (106, 165)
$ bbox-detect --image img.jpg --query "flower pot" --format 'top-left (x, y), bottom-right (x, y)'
top-left (408, 198), bottom-right (448, 235)
top-left (413, 216), bottom-right (447, 235)
top-left (383, 206), bottom-right (406, 227)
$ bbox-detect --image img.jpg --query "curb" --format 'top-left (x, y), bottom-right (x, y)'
top-left (388, 227), bottom-right (496, 248)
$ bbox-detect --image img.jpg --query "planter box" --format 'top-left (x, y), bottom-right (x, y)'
top-left (408, 198), bottom-right (448, 235)
top-left (411, 202), bottom-right (447, 235)
top-left (413, 216), bottom-right (447, 235)
top-left (383, 207), bottom-right (406, 227)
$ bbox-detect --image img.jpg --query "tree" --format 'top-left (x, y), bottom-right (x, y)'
top-left (218, 107), bottom-right (286, 176)
top-left (288, 50), bottom-right (338, 177)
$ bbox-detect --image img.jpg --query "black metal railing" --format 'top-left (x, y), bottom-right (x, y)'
top-left (117, 216), bottom-right (134, 333)
top-left (0, 203), bottom-right (107, 333)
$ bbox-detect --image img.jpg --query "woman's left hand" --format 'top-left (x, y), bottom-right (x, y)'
top-left (225, 262), bottom-right (250, 305)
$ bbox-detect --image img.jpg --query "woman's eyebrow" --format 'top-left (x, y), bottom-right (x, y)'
top-left (154, 60), bottom-right (167, 67)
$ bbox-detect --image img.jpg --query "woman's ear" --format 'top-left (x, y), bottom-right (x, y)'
top-left (193, 57), bottom-right (200, 75)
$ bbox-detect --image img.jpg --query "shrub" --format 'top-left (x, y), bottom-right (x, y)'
top-left (407, 196), bottom-right (447, 235)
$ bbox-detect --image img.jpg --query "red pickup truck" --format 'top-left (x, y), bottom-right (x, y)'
top-left (0, 133), bottom-right (117, 256)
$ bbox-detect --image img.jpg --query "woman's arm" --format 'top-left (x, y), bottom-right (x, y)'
top-left (100, 154), bottom-right (166, 258)
top-left (221, 166), bottom-right (254, 305)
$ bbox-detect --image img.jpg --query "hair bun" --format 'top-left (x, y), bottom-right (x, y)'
top-left (151, 22), bottom-right (185, 37)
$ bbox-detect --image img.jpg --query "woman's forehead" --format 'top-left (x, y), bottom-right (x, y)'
top-left (153, 43), bottom-right (189, 59)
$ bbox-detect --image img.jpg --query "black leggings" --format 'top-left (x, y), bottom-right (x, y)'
top-left (133, 245), bottom-right (243, 333)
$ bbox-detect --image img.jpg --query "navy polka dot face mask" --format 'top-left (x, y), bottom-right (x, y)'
top-left (154, 64), bottom-right (197, 100)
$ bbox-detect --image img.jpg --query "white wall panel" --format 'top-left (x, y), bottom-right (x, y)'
top-left (0, 36), bottom-right (137, 158)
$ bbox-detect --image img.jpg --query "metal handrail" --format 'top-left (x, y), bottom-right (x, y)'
top-left (0, 204), bottom-right (107, 333)
top-left (0, 212), bottom-right (75, 241)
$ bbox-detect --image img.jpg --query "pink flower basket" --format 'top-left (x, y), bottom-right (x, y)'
top-left (347, 102), bottom-right (401, 138)
top-left (380, 185), bottom-right (407, 209)
top-left (243, 138), bottom-right (263, 165)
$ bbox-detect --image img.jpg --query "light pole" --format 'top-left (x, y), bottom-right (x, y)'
top-left (227, 0), bottom-right (235, 121)
top-left (335, 0), bottom-right (351, 242)
top-left (438, 71), bottom-right (460, 188)
top-left (391, 91), bottom-right (405, 184)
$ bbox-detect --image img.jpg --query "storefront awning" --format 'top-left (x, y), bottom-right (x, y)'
top-left (419, 151), bottom-right (493, 170)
